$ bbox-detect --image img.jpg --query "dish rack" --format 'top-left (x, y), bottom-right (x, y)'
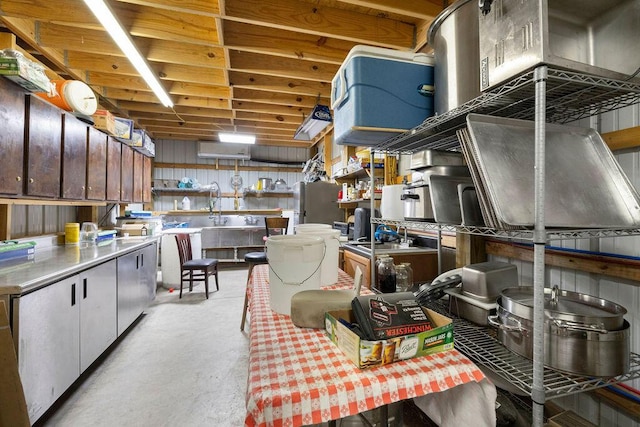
top-left (366, 65), bottom-right (640, 426)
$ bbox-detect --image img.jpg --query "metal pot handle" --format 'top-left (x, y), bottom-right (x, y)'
top-left (551, 318), bottom-right (608, 334)
top-left (487, 314), bottom-right (524, 333)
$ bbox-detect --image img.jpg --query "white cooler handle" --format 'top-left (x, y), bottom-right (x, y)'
top-left (331, 68), bottom-right (347, 110)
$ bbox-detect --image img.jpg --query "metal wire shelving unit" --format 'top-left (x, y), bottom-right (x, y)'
top-left (373, 68), bottom-right (640, 154)
top-left (366, 66), bottom-right (640, 425)
top-left (427, 300), bottom-right (640, 399)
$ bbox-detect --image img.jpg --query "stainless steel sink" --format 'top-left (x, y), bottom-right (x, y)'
top-left (345, 241), bottom-right (436, 255)
top-left (201, 226), bottom-right (265, 248)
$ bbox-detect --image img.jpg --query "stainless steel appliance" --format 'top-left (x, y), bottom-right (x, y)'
top-left (292, 181), bottom-right (343, 228)
top-left (479, 0), bottom-right (640, 91)
top-left (401, 183), bottom-right (433, 221)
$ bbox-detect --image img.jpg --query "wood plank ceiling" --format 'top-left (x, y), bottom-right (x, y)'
top-left (0, 0), bottom-right (443, 148)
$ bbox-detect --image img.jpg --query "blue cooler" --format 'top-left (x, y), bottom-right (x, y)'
top-left (331, 46), bottom-right (434, 146)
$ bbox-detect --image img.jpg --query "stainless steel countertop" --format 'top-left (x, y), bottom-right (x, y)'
top-left (0, 236), bottom-right (159, 296)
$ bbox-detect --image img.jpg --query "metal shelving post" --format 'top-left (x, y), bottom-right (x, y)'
top-left (532, 65), bottom-right (547, 427)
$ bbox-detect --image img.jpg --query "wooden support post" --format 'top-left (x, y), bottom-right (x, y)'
top-left (456, 234), bottom-right (486, 267)
top-left (602, 126), bottom-right (640, 151)
top-left (76, 206), bottom-right (98, 224)
top-left (0, 205), bottom-right (11, 241)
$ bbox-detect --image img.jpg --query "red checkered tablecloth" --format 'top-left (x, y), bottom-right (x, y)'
top-left (244, 265), bottom-right (487, 427)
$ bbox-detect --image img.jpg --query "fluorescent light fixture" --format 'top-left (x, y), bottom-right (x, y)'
top-left (218, 132), bottom-right (256, 144)
top-left (82, 0), bottom-right (173, 108)
top-left (294, 104), bottom-right (333, 141)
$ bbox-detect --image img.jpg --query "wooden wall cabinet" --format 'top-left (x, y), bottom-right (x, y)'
top-left (132, 150), bottom-right (144, 203)
top-left (86, 127), bottom-right (107, 200)
top-left (0, 76), bottom-right (154, 206)
top-left (106, 136), bottom-right (122, 202)
top-left (24, 95), bottom-right (61, 197)
top-left (120, 145), bottom-right (134, 203)
top-left (142, 155), bottom-right (152, 203)
top-left (0, 78), bottom-right (25, 196)
top-left (61, 113), bottom-right (88, 199)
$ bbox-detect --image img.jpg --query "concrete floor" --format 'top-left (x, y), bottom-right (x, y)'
top-left (37, 266), bottom-right (251, 427)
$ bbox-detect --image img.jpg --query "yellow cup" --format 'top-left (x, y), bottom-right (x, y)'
top-left (65, 222), bottom-right (80, 245)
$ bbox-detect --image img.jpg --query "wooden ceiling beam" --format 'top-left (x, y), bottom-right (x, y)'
top-left (223, 21), bottom-right (354, 65)
top-left (36, 22), bottom-right (226, 68)
top-left (113, 0), bottom-right (221, 16)
top-left (103, 88), bottom-right (230, 110)
top-left (228, 50), bottom-right (338, 83)
top-left (65, 51), bottom-right (227, 86)
top-left (232, 88), bottom-right (322, 109)
top-left (223, 0), bottom-right (415, 50)
top-left (335, 0), bottom-right (442, 20)
top-left (119, 101), bottom-right (234, 119)
top-left (1, 0), bottom-right (219, 45)
top-left (229, 71), bottom-right (331, 97)
top-left (232, 100), bottom-right (308, 117)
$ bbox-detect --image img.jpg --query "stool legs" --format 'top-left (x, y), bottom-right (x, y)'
top-left (241, 263), bottom-right (256, 331)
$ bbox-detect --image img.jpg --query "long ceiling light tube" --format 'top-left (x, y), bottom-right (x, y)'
top-left (82, 0), bottom-right (173, 108)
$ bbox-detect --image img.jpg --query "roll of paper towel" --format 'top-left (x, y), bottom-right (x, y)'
top-left (380, 185), bottom-right (405, 220)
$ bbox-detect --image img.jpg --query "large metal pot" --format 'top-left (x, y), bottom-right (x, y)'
top-left (490, 304), bottom-right (630, 377)
top-left (427, 0), bottom-right (480, 115)
top-left (500, 286), bottom-right (627, 331)
top-left (488, 286), bottom-right (630, 377)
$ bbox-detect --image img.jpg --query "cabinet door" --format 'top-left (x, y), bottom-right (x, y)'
top-left (0, 78), bottom-right (25, 195)
top-left (117, 250), bottom-right (141, 335)
top-left (142, 154), bottom-right (152, 203)
top-left (79, 260), bottom-right (117, 372)
top-left (25, 95), bottom-right (62, 197)
top-left (86, 127), bottom-right (107, 200)
top-left (120, 144), bottom-right (133, 202)
top-left (343, 250), bottom-right (371, 287)
top-left (61, 113), bottom-right (88, 199)
top-left (139, 242), bottom-right (158, 305)
top-left (106, 136), bottom-right (122, 201)
top-left (133, 150), bottom-right (144, 202)
top-left (15, 275), bottom-right (80, 424)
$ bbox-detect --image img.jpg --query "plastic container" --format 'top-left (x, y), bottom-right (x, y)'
top-left (295, 228), bottom-right (340, 285)
top-left (380, 185), bottom-right (405, 220)
top-left (295, 223), bottom-right (332, 232)
top-left (266, 235), bottom-right (325, 315)
top-left (37, 80), bottom-right (97, 115)
top-left (181, 196), bottom-right (191, 210)
top-left (331, 45), bottom-right (434, 146)
top-left (65, 222), bottom-right (80, 245)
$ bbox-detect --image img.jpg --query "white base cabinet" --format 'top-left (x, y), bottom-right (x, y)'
top-left (79, 260), bottom-right (118, 372)
top-left (11, 241), bottom-right (157, 424)
top-left (16, 274), bottom-right (81, 424)
top-left (117, 244), bottom-right (157, 335)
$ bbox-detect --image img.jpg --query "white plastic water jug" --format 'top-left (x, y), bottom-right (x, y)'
top-left (181, 196), bottom-right (191, 210)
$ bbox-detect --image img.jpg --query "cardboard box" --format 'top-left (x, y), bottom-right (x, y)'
top-left (92, 109), bottom-right (116, 135)
top-left (325, 307), bottom-right (454, 369)
top-left (0, 57), bottom-right (51, 93)
top-left (114, 117), bottom-right (134, 139)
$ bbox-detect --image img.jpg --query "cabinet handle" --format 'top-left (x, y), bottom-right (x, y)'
top-left (136, 255), bottom-right (139, 270)
top-left (71, 283), bottom-right (76, 306)
top-left (140, 253), bottom-right (144, 268)
top-left (83, 278), bottom-right (87, 299)
top-left (16, 176), bottom-right (21, 182)
top-left (29, 178), bottom-right (34, 184)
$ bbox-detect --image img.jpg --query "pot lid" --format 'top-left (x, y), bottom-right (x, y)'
top-left (501, 286), bottom-right (627, 320)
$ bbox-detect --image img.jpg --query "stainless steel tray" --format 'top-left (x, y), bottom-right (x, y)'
top-left (464, 114), bottom-right (640, 227)
top-left (428, 175), bottom-right (473, 224)
top-left (457, 183), bottom-right (485, 227)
